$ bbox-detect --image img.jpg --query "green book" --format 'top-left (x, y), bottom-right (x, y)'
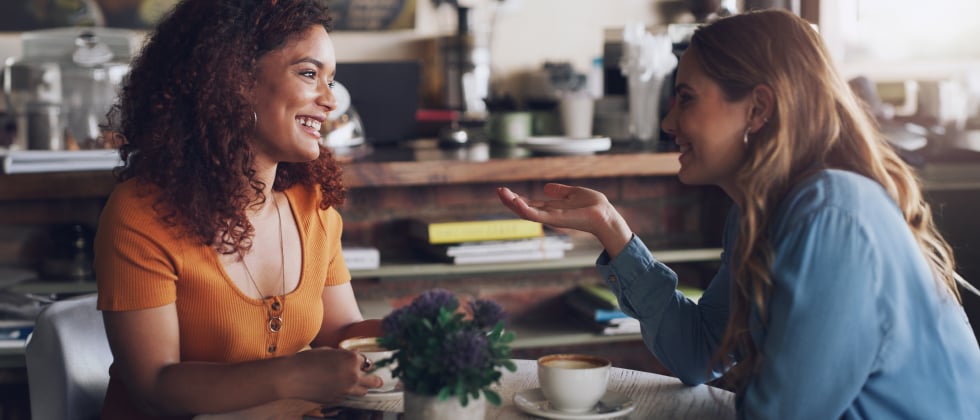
top-left (577, 284), bottom-right (619, 310)
top-left (578, 283), bottom-right (704, 309)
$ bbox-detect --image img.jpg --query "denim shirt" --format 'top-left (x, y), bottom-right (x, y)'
top-left (597, 169), bottom-right (980, 419)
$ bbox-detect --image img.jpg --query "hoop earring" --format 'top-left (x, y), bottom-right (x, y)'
top-left (743, 127), bottom-right (751, 145)
top-left (253, 111), bottom-right (258, 128)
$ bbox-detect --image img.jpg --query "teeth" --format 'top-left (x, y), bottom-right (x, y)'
top-left (298, 117), bottom-right (322, 131)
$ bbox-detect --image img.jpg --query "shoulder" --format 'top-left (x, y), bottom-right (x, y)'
top-left (777, 169), bottom-right (898, 225)
top-left (101, 179), bottom-right (165, 227)
top-left (105, 178), bottom-right (156, 207)
top-left (97, 179), bottom-right (187, 251)
top-left (285, 184), bottom-right (342, 226)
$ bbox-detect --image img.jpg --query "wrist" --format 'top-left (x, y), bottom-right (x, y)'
top-left (595, 214), bottom-right (632, 258)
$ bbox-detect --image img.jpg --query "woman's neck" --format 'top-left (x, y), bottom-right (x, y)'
top-left (247, 162), bottom-right (279, 217)
top-left (719, 182), bottom-right (743, 210)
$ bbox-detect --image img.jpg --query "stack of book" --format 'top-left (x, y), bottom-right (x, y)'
top-left (564, 283), bottom-right (705, 335)
top-left (410, 216), bottom-right (572, 265)
top-left (341, 244), bottom-right (381, 271)
top-left (563, 284), bottom-right (639, 335)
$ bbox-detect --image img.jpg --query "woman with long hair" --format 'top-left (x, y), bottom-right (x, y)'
top-left (94, 1), bottom-right (383, 418)
top-left (498, 9), bottom-right (980, 419)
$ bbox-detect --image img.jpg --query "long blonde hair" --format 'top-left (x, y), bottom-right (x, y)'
top-left (690, 9), bottom-right (960, 392)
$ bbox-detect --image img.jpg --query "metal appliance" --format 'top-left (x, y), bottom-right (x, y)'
top-left (2, 27), bottom-right (135, 151)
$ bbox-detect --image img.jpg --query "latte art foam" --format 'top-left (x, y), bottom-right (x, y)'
top-left (542, 359), bottom-right (604, 369)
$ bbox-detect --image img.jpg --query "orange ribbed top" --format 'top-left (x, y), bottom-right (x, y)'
top-left (94, 179), bottom-right (350, 419)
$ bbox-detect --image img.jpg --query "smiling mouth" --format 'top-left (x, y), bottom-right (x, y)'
top-left (297, 116), bottom-right (322, 132)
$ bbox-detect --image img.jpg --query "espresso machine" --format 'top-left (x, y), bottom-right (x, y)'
top-left (2, 27), bottom-right (135, 151)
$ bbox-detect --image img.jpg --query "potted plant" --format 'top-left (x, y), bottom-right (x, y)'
top-left (377, 288), bottom-right (516, 420)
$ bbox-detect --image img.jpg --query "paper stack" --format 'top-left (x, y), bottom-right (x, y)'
top-left (422, 231), bottom-right (573, 265)
top-left (342, 245), bottom-right (381, 271)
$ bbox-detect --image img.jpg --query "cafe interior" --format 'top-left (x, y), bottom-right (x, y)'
top-left (1, 0), bottom-right (979, 418)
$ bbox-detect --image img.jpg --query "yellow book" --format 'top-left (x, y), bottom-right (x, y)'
top-left (410, 217), bottom-right (543, 245)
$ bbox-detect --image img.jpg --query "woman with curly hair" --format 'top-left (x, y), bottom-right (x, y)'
top-left (94, 0), bottom-right (383, 418)
top-left (498, 9), bottom-right (980, 419)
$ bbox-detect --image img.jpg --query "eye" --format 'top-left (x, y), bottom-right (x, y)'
top-left (299, 69), bottom-right (317, 79)
top-left (677, 92), bottom-right (694, 105)
top-left (327, 81), bottom-right (336, 89)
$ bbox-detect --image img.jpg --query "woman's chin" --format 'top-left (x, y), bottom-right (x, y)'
top-left (297, 145), bottom-right (322, 162)
top-left (676, 167), bottom-right (703, 186)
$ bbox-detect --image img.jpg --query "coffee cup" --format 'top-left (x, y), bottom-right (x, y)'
top-left (338, 336), bottom-right (398, 393)
top-left (558, 95), bottom-right (595, 139)
top-left (537, 354), bottom-right (611, 413)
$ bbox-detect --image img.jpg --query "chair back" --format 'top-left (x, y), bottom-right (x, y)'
top-left (25, 294), bottom-right (112, 420)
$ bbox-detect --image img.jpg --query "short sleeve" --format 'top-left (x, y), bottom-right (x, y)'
top-left (95, 181), bottom-right (179, 311)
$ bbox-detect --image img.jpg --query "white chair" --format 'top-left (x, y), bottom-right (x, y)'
top-left (25, 294), bottom-right (112, 420)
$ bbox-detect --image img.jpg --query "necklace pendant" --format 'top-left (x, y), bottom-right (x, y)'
top-left (269, 315), bottom-right (283, 333)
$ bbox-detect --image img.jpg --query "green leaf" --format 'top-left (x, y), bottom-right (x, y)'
top-left (483, 389), bottom-right (501, 406)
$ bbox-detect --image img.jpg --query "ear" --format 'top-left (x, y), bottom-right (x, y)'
top-left (748, 84), bottom-right (775, 133)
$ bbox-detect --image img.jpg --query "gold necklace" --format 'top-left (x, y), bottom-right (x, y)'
top-left (241, 192), bottom-right (286, 333)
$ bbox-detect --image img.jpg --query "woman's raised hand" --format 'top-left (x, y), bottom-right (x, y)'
top-left (497, 183), bottom-right (633, 257)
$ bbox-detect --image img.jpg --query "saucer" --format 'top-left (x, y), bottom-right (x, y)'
top-left (344, 384), bottom-right (403, 402)
top-left (513, 388), bottom-right (635, 419)
top-left (520, 136), bottom-right (612, 155)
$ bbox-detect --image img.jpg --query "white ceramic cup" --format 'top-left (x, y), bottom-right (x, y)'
top-left (339, 336), bottom-right (398, 392)
top-left (559, 95), bottom-right (595, 139)
top-left (537, 354), bottom-right (611, 413)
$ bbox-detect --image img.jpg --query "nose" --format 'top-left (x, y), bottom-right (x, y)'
top-left (317, 80), bottom-right (336, 113)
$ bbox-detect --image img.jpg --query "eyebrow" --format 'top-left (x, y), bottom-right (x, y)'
top-left (293, 57), bottom-right (324, 68)
top-left (292, 57), bottom-right (336, 78)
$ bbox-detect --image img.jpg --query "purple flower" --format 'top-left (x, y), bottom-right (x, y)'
top-left (381, 305), bottom-right (410, 338)
top-left (408, 288), bottom-right (459, 320)
top-left (377, 288), bottom-right (515, 403)
top-left (442, 329), bottom-right (489, 372)
top-left (469, 299), bottom-right (505, 329)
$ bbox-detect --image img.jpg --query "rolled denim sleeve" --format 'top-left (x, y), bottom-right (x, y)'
top-left (597, 234), bottom-right (730, 384)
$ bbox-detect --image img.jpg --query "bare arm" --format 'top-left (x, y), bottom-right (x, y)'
top-left (103, 302), bottom-right (378, 416)
top-left (497, 183), bottom-right (633, 258)
top-left (311, 282), bottom-right (382, 348)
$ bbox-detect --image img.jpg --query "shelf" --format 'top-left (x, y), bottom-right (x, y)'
top-left (349, 247), bottom-right (721, 280)
top-left (506, 321), bottom-right (641, 349)
top-left (920, 162), bottom-right (980, 191)
top-left (342, 151), bottom-right (681, 188)
top-left (356, 299), bottom-right (641, 351)
top-left (13, 248), bottom-right (720, 292)
top-left (0, 150), bottom-right (681, 201)
top-left (6, 248), bottom-right (721, 294)
top-left (0, 341), bottom-right (27, 369)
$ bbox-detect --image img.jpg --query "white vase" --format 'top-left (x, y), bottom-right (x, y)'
top-left (402, 391), bottom-right (486, 420)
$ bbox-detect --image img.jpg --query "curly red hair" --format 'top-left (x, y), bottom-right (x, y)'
top-left (106, 0), bottom-right (345, 254)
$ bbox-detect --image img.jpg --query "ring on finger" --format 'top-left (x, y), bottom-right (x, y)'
top-left (360, 353), bottom-right (373, 371)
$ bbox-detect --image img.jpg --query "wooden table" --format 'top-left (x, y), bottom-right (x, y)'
top-left (199, 359), bottom-right (735, 419)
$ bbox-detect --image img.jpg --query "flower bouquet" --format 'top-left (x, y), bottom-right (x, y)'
top-left (377, 288), bottom-right (516, 407)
